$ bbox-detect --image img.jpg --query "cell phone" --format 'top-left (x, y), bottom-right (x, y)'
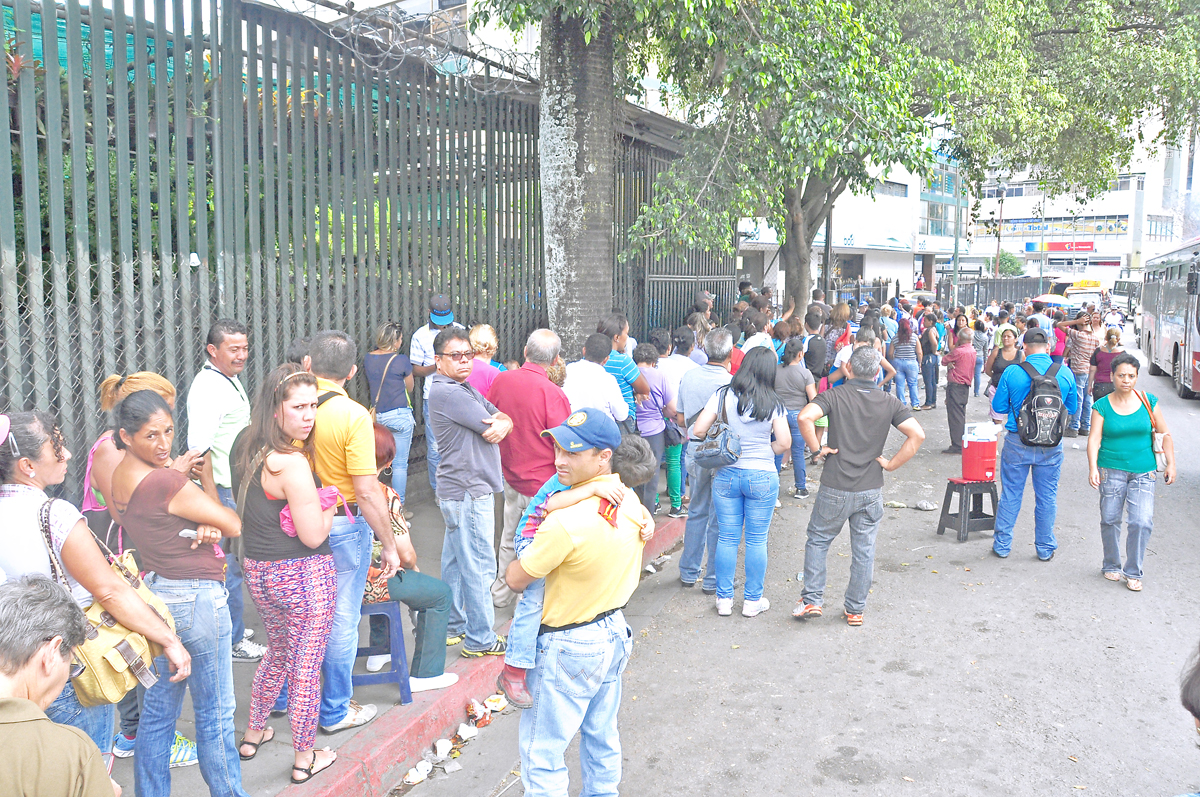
top-left (178, 529), bottom-right (198, 539)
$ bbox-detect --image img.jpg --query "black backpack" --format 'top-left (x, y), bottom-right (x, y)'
top-left (1016, 362), bottom-right (1067, 447)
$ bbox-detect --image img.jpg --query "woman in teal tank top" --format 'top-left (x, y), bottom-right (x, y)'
top-left (1086, 353), bottom-right (1176, 592)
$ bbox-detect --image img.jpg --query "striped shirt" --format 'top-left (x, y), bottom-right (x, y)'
top-left (1067, 328), bottom-right (1100, 374)
top-left (891, 339), bottom-right (918, 361)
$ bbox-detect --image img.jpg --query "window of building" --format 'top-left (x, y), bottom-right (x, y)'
top-left (925, 161), bottom-right (961, 198)
top-left (1107, 174), bottom-right (1145, 192)
top-left (1147, 214), bottom-right (1174, 241)
top-left (875, 180), bottom-right (908, 197)
top-left (920, 201), bottom-right (958, 237)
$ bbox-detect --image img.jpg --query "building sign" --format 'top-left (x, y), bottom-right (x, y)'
top-left (976, 215), bottom-right (1129, 238)
top-left (1025, 241), bottom-right (1096, 252)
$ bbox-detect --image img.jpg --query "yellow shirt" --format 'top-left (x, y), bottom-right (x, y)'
top-left (313, 378), bottom-right (377, 503)
top-left (519, 473), bottom-right (646, 628)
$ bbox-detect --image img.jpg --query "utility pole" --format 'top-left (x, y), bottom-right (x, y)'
top-left (994, 184), bottom-right (1007, 279)
top-left (823, 210), bottom-right (833, 298)
top-left (952, 160), bottom-right (962, 305)
top-left (1039, 199), bottom-right (1047, 295)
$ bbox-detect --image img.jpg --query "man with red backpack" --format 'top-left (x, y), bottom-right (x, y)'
top-left (990, 328), bottom-right (1079, 561)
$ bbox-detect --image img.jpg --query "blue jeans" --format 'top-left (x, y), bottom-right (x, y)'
top-left (519, 613), bottom-right (632, 797)
top-left (376, 406), bottom-right (415, 503)
top-left (801, 486), bottom-right (883, 614)
top-left (893, 359), bottom-right (919, 406)
top-left (506, 533), bottom-right (544, 669)
top-left (216, 486), bottom-right (246, 644)
top-left (679, 453), bottom-right (718, 590)
top-left (921, 354), bottom-right (940, 406)
top-left (423, 398), bottom-right (440, 492)
top-left (439, 493), bottom-right (498, 651)
top-left (1071, 371), bottom-right (1093, 430)
top-left (46, 679), bottom-right (115, 757)
top-left (974, 354), bottom-right (985, 396)
top-left (1099, 468), bottom-right (1156, 579)
top-left (712, 467), bottom-right (779, 601)
top-left (774, 410), bottom-right (808, 490)
top-left (994, 436), bottom-right (1063, 558)
top-left (136, 576), bottom-right (248, 797)
top-left (271, 515), bottom-right (373, 721)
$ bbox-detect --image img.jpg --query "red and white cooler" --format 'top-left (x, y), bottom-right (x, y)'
top-left (961, 423), bottom-right (997, 482)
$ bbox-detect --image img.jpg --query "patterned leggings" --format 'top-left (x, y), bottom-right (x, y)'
top-left (243, 555), bottom-right (337, 751)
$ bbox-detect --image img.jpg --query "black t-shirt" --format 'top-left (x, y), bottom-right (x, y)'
top-left (811, 378), bottom-right (913, 493)
top-left (803, 334), bottom-right (828, 378)
top-left (231, 430), bottom-right (333, 562)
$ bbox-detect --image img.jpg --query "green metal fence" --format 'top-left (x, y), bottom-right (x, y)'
top-left (1, 0), bottom-right (733, 501)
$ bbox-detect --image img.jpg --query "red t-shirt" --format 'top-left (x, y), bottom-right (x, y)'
top-left (120, 469), bottom-right (225, 581)
top-left (729, 347), bottom-right (744, 375)
top-left (486, 363), bottom-right (572, 496)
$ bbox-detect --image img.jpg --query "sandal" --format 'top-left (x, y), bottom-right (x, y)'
top-left (1102, 571), bottom-right (1121, 582)
top-left (238, 726), bottom-right (274, 760)
top-left (291, 749), bottom-right (337, 785)
top-left (1125, 577), bottom-right (1143, 592)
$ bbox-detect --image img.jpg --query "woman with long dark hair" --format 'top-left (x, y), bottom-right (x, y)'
top-left (109, 390), bottom-right (248, 797)
top-left (231, 363), bottom-right (339, 784)
top-left (888, 319), bottom-right (922, 408)
top-left (692, 347), bottom-right (790, 618)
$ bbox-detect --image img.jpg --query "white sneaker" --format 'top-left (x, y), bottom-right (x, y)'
top-left (742, 597), bottom-right (770, 617)
top-left (775, 499), bottom-right (782, 508)
top-left (410, 672), bottom-right (460, 693)
top-left (320, 701), bottom-right (378, 734)
top-left (231, 639), bottom-right (267, 662)
top-left (241, 629), bottom-right (255, 641)
top-left (716, 598), bottom-right (733, 616)
top-left (365, 655), bottom-right (391, 673)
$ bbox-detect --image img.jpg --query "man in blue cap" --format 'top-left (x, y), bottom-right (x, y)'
top-left (504, 408), bottom-right (647, 797)
top-left (410, 293), bottom-right (463, 492)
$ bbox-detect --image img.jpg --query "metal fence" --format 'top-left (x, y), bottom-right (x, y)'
top-left (1, 0), bottom-right (733, 501)
top-left (939, 277), bottom-right (1052, 308)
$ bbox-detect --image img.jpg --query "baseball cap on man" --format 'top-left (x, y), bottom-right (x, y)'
top-left (429, 293), bottom-right (454, 325)
top-left (541, 408), bottom-right (622, 453)
top-left (1023, 328), bottom-right (1048, 346)
top-left (695, 289), bottom-right (715, 303)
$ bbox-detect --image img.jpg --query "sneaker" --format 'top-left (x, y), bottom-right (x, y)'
top-left (788, 486), bottom-right (809, 498)
top-left (1064, 427), bottom-right (1079, 438)
top-left (365, 654), bottom-right (391, 673)
top-left (241, 629), bottom-right (256, 641)
top-left (715, 598), bottom-right (733, 616)
top-left (742, 597), bottom-right (770, 617)
top-left (702, 585), bottom-right (717, 596)
top-left (232, 639), bottom-right (266, 662)
top-left (667, 505), bottom-right (687, 518)
top-left (792, 602), bottom-right (822, 619)
top-left (461, 636), bottom-right (507, 658)
top-left (844, 611), bottom-right (864, 627)
top-left (112, 733), bottom-right (136, 759)
top-left (169, 732), bottom-right (199, 768)
top-left (411, 672), bottom-right (459, 693)
top-left (320, 701), bottom-right (378, 734)
top-left (679, 577), bottom-right (696, 588)
top-left (775, 499), bottom-right (782, 509)
top-left (446, 632), bottom-right (466, 647)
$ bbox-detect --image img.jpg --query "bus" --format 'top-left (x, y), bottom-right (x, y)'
top-left (1141, 240), bottom-right (1200, 398)
top-left (1112, 279), bottom-right (1142, 317)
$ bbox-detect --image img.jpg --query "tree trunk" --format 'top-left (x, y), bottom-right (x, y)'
top-left (539, 8), bottom-right (615, 354)
top-left (780, 186), bottom-right (812, 316)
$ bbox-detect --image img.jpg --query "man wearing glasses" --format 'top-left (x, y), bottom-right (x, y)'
top-left (428, 327), bottom-right (514, 657)
top-left (0, 574), bottom-right (123, 796)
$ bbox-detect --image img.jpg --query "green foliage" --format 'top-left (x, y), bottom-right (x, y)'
top-left (997, 249), bottom-right (1025, 277)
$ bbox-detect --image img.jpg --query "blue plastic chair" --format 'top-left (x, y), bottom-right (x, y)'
top-left (353, 602), bottom-right (413, 705)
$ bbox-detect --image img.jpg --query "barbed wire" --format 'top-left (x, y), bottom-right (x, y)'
top-left (318, 2), bottom-right (541, 94)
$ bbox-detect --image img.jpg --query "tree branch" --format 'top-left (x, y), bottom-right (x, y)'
top-left (1031, 22), bottom-right (1167, 37)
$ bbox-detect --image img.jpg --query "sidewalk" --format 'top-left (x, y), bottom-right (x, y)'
top-left (110, 486), bottom-right (686, 797)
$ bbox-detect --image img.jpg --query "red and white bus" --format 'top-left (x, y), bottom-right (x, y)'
top-left (1141, 239), bottom-right (1200, 398)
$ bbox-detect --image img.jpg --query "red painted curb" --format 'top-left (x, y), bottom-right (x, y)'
top-left (278, 514), bottom-right (687, 797)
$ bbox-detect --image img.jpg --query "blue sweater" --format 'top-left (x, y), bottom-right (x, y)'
top-left (991, 353), bottom-right (1079, 434)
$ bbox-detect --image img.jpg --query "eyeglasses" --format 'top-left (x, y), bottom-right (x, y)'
top-left (69, 657), bottom-right (86, 680)
top-left (438, 351), bottom-right (473, 362)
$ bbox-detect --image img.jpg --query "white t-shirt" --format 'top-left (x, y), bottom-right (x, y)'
top-left (702, 389), bottom-right (784, 472)
top-left (740, 332), bottom-right (773, 352)
top-left (410, 322), bottom-right (464, 400)
top-left (0, 485), bottom-right (93, 608)
top-left (562, 360), bottom-right (629, 422)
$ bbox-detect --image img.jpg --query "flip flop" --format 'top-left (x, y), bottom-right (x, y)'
top-left (238, 726), bottom-right (274, 761)
top-left (292, 749), bottom-right (337, 785)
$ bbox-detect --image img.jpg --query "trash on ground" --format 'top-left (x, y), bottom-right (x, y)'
top-left (884, 501), bottom-right (907, 508)
top-left (466, 698), bottom-right (491, 727)
top-left (455, 722), bottom-right (478, 741)
top-left (403, 760), bottom-right (433, 785)
top-left (651, 554), bottom-right (672, 567)
top-left (434, 738), bottom-right (452, 758)
top-left (915, 500), bottom-right (938, 511)
top-left (443, 760), bottom-right (463, 774)
top-left (484, 693), bottom-right (508, 713)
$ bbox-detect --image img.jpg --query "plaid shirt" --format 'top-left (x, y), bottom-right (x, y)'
top-left (1067, 328), bottom-right (1100, 374)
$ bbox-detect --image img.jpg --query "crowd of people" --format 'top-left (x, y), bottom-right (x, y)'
top-left (0, 279), bottom-right (1189, 797)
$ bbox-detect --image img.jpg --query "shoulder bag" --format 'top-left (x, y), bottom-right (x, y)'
top-left (39, 501), bottom-right (176, 707)
top-left (1134, 391), bottom-right (1166, 472)
top-left (369, 353), bottom-right (399, 421)
top-left (691, 386), bottom-right (742, 469)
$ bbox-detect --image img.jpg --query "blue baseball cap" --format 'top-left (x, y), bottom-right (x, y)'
top-left (429, 293), bottom-right (454, 325)
top-left (541, 408), bottom-right (622, 453)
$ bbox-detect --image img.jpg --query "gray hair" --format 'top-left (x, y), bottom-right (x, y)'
top-left (847, 345), bottom-right (882, 380)
top-left (0, 574), bottom-right (87, 675)
top-left (704, 327), bottom-right (734, 363)
top-left (308, 330), bottom-right (357, 380)
top-left (524, 329), bottom-right (561, 366)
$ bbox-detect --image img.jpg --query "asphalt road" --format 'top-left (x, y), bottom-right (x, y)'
top-left (420, 343), bottom-right (1200, 797)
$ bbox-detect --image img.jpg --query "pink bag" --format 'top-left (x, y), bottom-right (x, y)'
top-left (279, 486), bottom-right (346, 538)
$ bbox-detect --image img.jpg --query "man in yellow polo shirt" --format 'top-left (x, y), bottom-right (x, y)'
top-left (505, 409), bottom-right (644, 797)
top-left (288, 330), bottom-right (404, 734)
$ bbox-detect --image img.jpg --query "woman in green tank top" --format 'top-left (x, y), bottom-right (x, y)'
top-left (1085, 354), bottom-right (1175, 592)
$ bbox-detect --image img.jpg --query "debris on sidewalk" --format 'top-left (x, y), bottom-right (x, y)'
top-left (467, 698), bottom-right (492, 728)
top-left (915, 500), bottom-right (938, 511)
top-left (403, 760), bottom-right (433, 785)
top-left (484, 693), bottom-right (509, 713)
top-left (884, 500), bottom-right (908, 508)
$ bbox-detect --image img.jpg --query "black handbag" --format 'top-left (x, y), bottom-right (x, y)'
top-left (663, 417), bottom-right (683, 447)
top-left (691, 387), bottom-right (741, 468)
